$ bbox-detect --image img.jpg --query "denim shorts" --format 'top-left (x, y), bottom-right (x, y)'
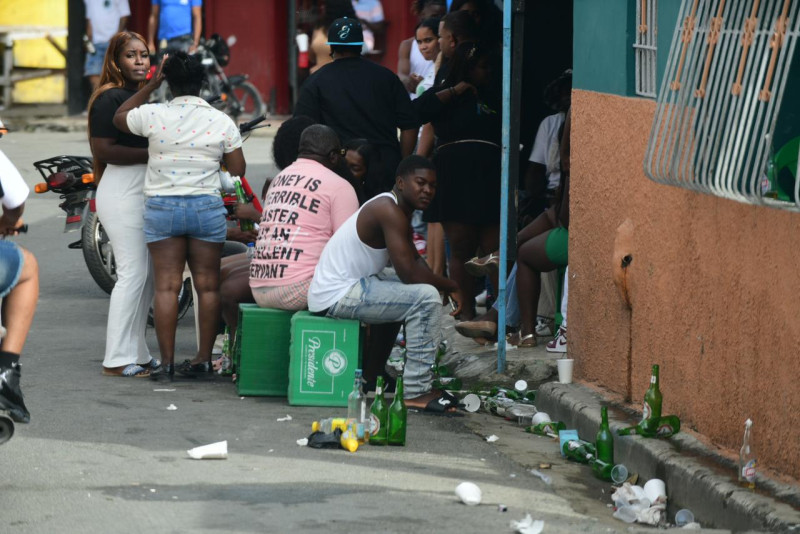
top-left (0, 240), bottom-right (24, 298)
top-left (83, 41), bottom-right (109, 77)
top-left (144, 195), bottom-right (228, 244)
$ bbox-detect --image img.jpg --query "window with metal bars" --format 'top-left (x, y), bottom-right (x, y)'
top-left (635, 0), bottom-right (659, 98)
top-left (644, 0), bottom-right (800, 211)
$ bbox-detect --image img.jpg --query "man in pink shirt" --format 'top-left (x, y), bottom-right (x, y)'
top-left (249, 125), bottom-right (359, 310)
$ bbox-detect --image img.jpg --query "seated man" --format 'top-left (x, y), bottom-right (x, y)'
top-left (308, 155), bottom-right (463, 412)
top-left (0, 148), bottom-right (39, 424)
top-left (249, 124), bottom-right (359, 310)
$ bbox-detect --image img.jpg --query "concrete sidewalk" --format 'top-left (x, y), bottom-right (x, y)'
top-left (442, 308), bottom-right (800, 532)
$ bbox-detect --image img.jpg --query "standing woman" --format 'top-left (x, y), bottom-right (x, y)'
top-left (414, 42), bottom-right (501, 320)
top-left (88, 31), bottom-right (157, 378)
top-left (113, 52), bottom-right (246, 380)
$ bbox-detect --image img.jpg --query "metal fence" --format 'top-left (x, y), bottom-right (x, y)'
top-left (644, 0), bottom-right (800, 211)
top-left (635, 0), bottom-right (659, 98)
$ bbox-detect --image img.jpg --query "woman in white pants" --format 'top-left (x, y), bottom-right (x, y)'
top-left (88, 31), bottom-right (158, 377)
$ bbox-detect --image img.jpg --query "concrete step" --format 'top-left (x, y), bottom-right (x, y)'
top-left (536, 382), bottom-right (800, 532)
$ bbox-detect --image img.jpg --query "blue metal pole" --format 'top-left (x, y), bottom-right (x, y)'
top-left (497, 1), bottom-right (512, 373)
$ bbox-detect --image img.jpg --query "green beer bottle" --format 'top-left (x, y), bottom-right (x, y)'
top-left (562, 439), bottom-right (596, 464)
top-left (388, 376), bottom-right (407, 446)
top-left (641, 364), bottom-right (662, 435)
top-left (595, 406), bottom-right (614, 464)
top-left (524, 421), bottom-right (566, 438)
top-left (369, 376), bottom-right (389, 446)
top-left (233, 178), bottom-right (255, 232)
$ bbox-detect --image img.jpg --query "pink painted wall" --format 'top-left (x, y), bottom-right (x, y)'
top-left (569, 89), bottom-right (800, 480)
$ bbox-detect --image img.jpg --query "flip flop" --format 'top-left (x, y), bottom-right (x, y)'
top-left (102, 364), bottom-right (150, 378)
top-left (464, 253), bottom-right (500, 277)
top-left (455, 320), bottom-right (497, 339)
top-left (421, 391), bottom-right (459, 414)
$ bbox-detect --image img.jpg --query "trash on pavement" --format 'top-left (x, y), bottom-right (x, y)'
top-left (460, 393), bottom-right (481, 413)
top-left (296, 438), bottom-right (308, 446)
top-left (166, 404), bottom-right (177, 411)
top-left (617, 364), bottom-right (681, 438)
top-left (611, 482), bottom-right (667, 526)
top-left (529, 469), bottom-right (552, 485)
top-left (509, 514), bottom-right (544, 534)
top-left (682, 522), bottom-right (702, 530)
top-left (276, 415), bottom-right (292, 422)
top-left (498, 504), bottom-right (508, 512)
top-left (486, 434), bottom-right (499, 442)
top-left (187, 440), bottom-right (228, 460)
top-left (455, 482), bottom-right (482, 506)
top-left (153, 388), bottom-right (176, 392)
top-left (675, 508), bottom-right (695, 527)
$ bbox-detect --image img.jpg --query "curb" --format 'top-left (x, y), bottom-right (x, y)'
top-left (536, 382), bottom-right (800, 533)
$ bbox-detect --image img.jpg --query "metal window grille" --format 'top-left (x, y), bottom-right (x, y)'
top-left (644, 0), bottom-right (800, 211)
top-left (635, 0), bottom-right (659, 97)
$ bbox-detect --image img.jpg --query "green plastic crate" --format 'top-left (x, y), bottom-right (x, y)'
top-left (288, 311), bottom-right (362, 407)
top-left (234, 304), bottom-right (294, 396)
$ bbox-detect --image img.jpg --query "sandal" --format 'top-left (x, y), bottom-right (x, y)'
top-left (517, 333), bottom-right (537, 348)
top-left (102, 364), bottom-right (150, 378)
top-left (464, 253), bottom-right (500, 277)
top-left (455, 320), bottom-right (497, 339)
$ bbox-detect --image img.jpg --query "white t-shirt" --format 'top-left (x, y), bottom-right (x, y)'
top-left (307, 192), bottom-right (395, 312)
top-left (127, 96), bottom-right (242, 197)
top-left (409, 43), bottom-right (435, 100)
top-left (0, 149), bottom-right (29, 210)
top-left (529, 112), bottom-right (565, 191)
top-left (84, 0), bottom-right (131, 44)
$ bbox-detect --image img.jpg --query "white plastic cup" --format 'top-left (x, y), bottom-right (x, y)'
top-left (643, 478), bottom-right (667, 503)
top-left (455, 481), bottom-right (482, 506)
top-left (187, 440), bottom-right (228, 460)
top-left (613, 505), bottom-right (638, 523)
top-left (461, 393), bottom-right (481, 413)
top-left (514, 379), bottom-right (528, 393)
top-left (295, 33), bottom-right (309, 52)
top-left (557, 358), bottom-right (574, 384)
top-left (675, 509), bottom-right (695, 526)
top-left (610, 464), bottom-right (629, 484)
top-left (531, 412), bottom-right (552, 425)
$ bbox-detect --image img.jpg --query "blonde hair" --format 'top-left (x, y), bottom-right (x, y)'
top-left (86, 31), bottom-right (149, 182)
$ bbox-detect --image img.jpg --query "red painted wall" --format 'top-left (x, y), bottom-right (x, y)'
top-left (128, 0), bottom-right (289, 114)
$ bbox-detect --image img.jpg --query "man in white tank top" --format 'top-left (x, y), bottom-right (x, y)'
top-left (308, 155), bottom-right (462, 412)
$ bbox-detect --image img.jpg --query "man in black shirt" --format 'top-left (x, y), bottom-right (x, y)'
top-left (294, 18), bottom-right (419, 197)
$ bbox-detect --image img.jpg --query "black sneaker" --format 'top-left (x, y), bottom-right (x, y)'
top-left (176, 359), bottom-right (213, 378)
top-left (0, 362), bottom-right (30, 423)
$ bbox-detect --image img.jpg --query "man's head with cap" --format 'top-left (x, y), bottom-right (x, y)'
top-left (327, 17), bottom-right (364, 57)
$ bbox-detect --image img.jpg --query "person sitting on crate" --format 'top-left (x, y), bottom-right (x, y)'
top-left (248, 124), bottom-right (360, 311)
top-left (308, 155), bottom-right (463, 413)
top-left (0, 147), bottom-right (39, 424)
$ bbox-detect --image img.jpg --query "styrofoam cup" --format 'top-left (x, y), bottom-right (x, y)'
top-left (187, 440), bottom-right (228, 460)
top-left (557, 358), bottom-right (574, 384)
top-left (643, 478), bottom-right (667, 503)
top-left (455, 481), bottom-right (482, 506)
top-left (531, 412), bottom-right (551, 425)
top-left (675, 509), bottom-right (694, 526)
top-left (514, 379), bottom-right (528, 393)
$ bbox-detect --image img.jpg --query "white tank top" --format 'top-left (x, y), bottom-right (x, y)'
top-left (409, 42), bottom-right (435, 100)
top-left (307, 192), bottom-right (396, 312)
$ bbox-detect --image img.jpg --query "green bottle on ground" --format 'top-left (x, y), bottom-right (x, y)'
top-left (369, 376), bottom-right (388, 446)
top-left (562, 439), bottom-right (596, 464)
top-left (641, 364), bottom-right (662, 435)
top-left (596, 405), bottom-right (614, 464)
top-left (388, 376), bottom-right (407, 446)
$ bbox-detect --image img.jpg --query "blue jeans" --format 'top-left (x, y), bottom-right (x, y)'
top-left (143, 195), bottom-right (227, 244)
top-left (326, 268), bottom-right (441, 398)
top-left (0, 240), bottom-right (23, 298)
top-left (492, 263), bottom-right (520, 328)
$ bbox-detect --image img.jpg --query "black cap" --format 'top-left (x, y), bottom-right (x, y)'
top-left (327, 17), bottom-right (364, 46)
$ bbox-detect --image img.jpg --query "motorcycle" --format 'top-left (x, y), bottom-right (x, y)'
top-left (153, 34), bottom-right (266, 122)
top-left (31, 114), bottom-right (268, 323)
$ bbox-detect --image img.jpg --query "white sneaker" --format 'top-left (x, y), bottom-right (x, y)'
top-left (535, 317), bottom-right (554, 337)
top-left (475, 289), bottom-right (488, 307)
top-left (546, 326), bottom-right (567, 353)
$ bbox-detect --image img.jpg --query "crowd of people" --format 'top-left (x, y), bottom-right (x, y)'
top-left (0, 0), bottom-right (574, 422)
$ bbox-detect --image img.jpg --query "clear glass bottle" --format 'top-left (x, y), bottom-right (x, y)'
top-left (738, 418), bottom-right (756, 490)
top-left (347, 369), bottom-right (368, 443)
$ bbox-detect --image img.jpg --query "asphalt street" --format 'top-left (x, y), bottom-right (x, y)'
top-left (0, 131), bottom-right (677, 534)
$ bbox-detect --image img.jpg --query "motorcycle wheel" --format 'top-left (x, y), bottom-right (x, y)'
top-left (147, 278), bottom-right (193, 327)
top-left (228, 81), bottom-right (266, 122)
top-left (81, 211), bottom-right (117, 295)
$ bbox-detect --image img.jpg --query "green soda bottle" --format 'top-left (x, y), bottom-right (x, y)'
top-left (562, 439), bottom-right (596, 464)
top-left (524, 421), bottom-right (566, 437)
top-left (388, 376), bottom-right (407, 446)
top-left (369, 376), bottom-right (389, 446)
top-left (595, 406), bottom-right (614, 464)
top-left (641, 364), bottom-right (662, 435)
